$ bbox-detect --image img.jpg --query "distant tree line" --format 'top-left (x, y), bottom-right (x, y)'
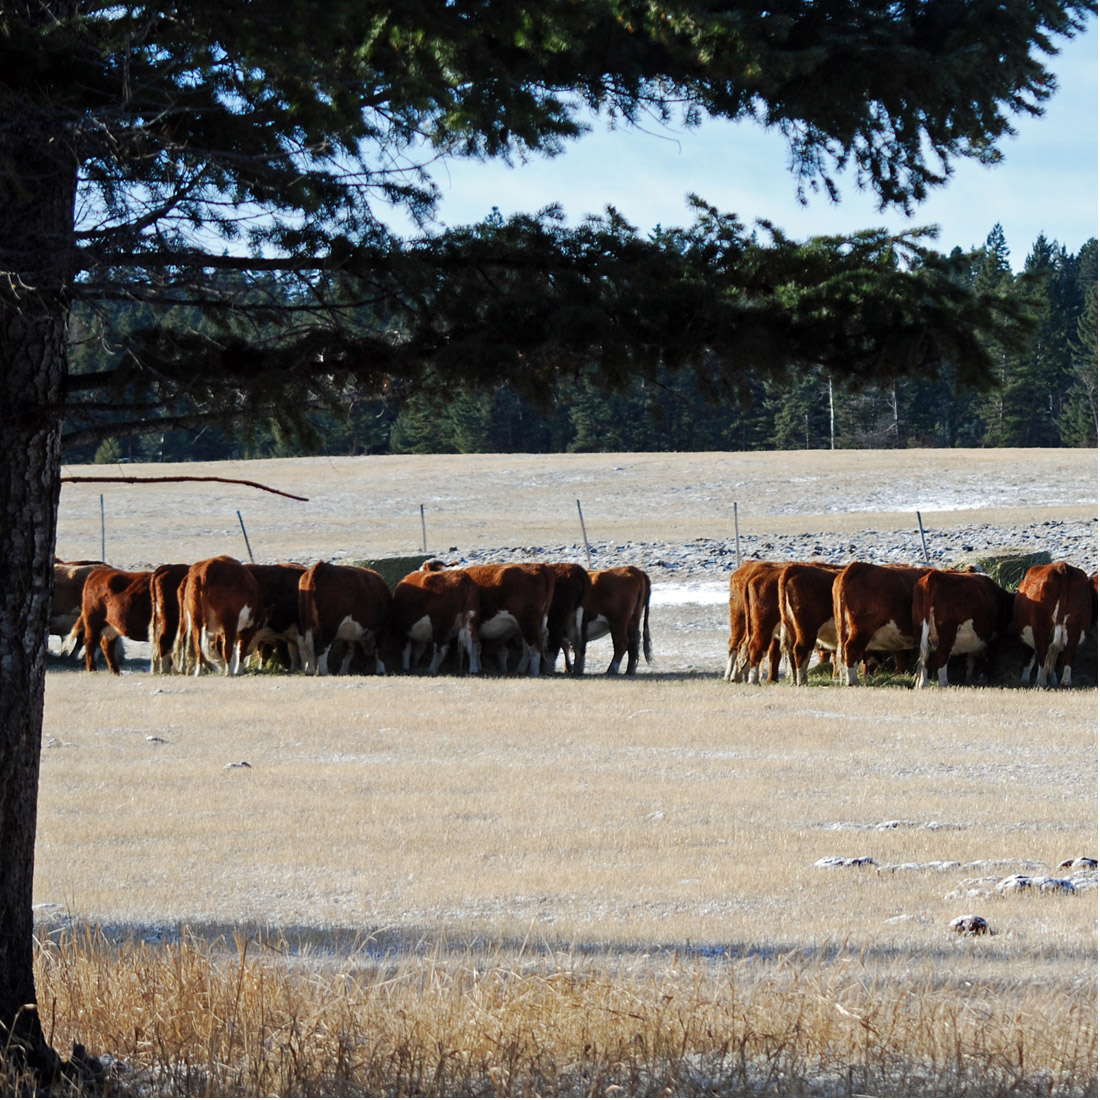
top-left (66, 225), bottom-right (1097, 465)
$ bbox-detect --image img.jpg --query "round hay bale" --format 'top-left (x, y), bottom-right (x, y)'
top-left (950, 549), bottom-right (1051, 592)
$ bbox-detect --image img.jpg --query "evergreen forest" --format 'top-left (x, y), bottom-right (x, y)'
top-left (69, 226), bottom-right (1097, 466)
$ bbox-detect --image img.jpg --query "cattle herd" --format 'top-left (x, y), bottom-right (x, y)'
top-left (50, 552), bottom-right (1096, 687)
top-left (49, 556), bottom-right (652, 679)
top-left (724, 558), bottom-right (1098, 689)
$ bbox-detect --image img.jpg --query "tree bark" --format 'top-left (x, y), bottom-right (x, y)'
top-left (0, 4), bottom-right (90, 1083)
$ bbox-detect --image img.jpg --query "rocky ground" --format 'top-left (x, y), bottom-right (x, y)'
top-left (440, 517), bottom-right (1098, 584)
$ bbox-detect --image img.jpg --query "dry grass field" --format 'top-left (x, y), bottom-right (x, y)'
top-left (57, 446), bottom-right (1097, 565)
top-left (31, 449), bottom-right (1098, 1096)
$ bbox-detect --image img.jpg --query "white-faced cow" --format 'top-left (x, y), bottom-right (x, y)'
top-left (1014, 561), bottom-right (1093, 687)
top-left (65, 566), bottom-right (153, 674)
top-left (464, 563), bottom-right (555, 676)
top-left (180, 555), bottom-right (265, 676)
top-left (777, 561), bottom-right (843, 686)
top-left (149, 562), bottom-right (190, 673)
top-left (574, 565), bottom-right (652, 676)
top-left (912, 568), bottom-right (1015, 688)
top-left (545, 562), bottom-right (591, 674)
top-left (391, 563), bottom-right (481, 674)
top-left (298, 562), bottom-right (392, 675)
top-left (832, 562), bottom-right (931, 685)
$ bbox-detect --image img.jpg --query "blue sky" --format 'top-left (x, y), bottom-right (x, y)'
top-left (431, 19), bottom-right (1097, 272)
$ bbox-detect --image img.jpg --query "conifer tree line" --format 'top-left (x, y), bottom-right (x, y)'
top-left (69, 224), bottom-right (1097, 464)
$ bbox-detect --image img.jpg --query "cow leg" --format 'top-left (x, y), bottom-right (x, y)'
top-left (624, 623), bottom-right (642, 675)
top-left (743, 634), bottom-right (767, 685)
top-left (1056, 627), bottom-right (1083, 687)
top-left (93, 632), bottom-right (111, 673)
top-left (723, 643), bottom-right (738, 682)
top-left (838, 629), bottom-right (873, 686)
top-left (606, 624), bottom-right (630, 674)
top-left (103, 634), bottom-right (123, 675)
top-left (426, 642), bottom-right (449, 674)
top-left (1019, 649), bottom-right (1036, 686)
top-left (221, 627), bottom-right (240, 676)
top-left (84, 626), bottom-right (100, 672)
top-left (766, 635), bottom-right (781, 682)
top-left (791, 638), bottom-right (815, 686)
top-left (464, 630), bottom-right (481, 676)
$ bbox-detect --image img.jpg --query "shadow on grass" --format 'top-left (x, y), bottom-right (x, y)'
top-left (34, 914), bottom-right (1022, 980)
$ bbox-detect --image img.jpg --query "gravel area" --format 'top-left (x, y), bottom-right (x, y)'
top-left (437, 517), bottom-right (1098, 585)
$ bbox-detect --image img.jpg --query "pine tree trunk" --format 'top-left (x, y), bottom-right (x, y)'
top-left (0, 288), bottom-right (67, 1085)
top-left (0, 4), bottom-right (86, 1082)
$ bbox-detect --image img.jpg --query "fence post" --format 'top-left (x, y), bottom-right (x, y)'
top-left (576, 499), bottom-right (593, 570)
top-left (733, 501), bottom-right (741, 570)
top-left (420, 504), bottom-right (428, 554)
top-left (916, 511), bottom-right (930, 564)
top-left (237, 510), bottom-right (255, 563)
top-left (100, 494), bottom-right (106, 561)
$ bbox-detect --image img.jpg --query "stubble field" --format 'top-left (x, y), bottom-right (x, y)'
top-left (33, 448), bottom-right (1099, 1096)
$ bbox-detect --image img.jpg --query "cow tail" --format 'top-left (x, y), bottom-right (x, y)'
top-left (61, 615), bottom-right (83, 657)
top-left (298, 576), bottom-right (319, 671)
top-left (149, 577), bottom-right (163, 669)
top-left (642, 576), bottom-right (653, 664)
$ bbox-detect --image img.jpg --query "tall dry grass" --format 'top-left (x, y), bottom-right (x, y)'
top-left (28, 928), bottom-right (1097, 1096)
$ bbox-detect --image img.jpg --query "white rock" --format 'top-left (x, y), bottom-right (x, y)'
top-left (949, 914), bottom-right (991, 935)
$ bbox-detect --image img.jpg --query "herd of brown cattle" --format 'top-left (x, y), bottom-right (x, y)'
top-left (50, 557), bottom-right (653, 678)
top-left (724, 558), bottom-right (1098, 689)
top-left (50, 553), bottom-right (1096, 687)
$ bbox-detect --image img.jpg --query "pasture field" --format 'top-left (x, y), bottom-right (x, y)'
top-left (56, 446), bottom-right (1097, 566)
top-left (33, 449), bottom-right (1098, 1095)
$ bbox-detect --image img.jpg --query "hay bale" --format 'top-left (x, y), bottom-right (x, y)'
top-left (950, 548), bottom-right (1051, 591)
top-left (345, 555), bottom-right (433, 589)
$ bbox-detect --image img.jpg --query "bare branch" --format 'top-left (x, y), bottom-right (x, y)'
top-left (59, 475), bottom-right (309, 501)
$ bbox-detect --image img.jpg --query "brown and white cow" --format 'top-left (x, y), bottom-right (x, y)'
top-left (464, 563), bottom-right (555, 676)
top-left (149, 562), bottom-right (190, 673)
top-left (545, 562), bottom-right (591, 674)
top-left (574, 565), bottom-right (652, 676)
top-left (777, 561), bottom-right (843, 686)
top-left (723, 561), bottom-right (780, 682)
top-left (180, 555), bottom-right (265, 676)
top-left (246, 562), bottom-right (307, 670)
top-left (912, 568), bottom-right (1015, 688)
top-left (391, 563), bottom-right (481, 674)
top-left (298, 562), bottom-right (392, 675)
top-left (51, 559), bottom-right (108, 648)
top-left (832, 561), bottom-right (931, 685)
top-left (1014, 561), bottom-right (1093, 688)
top-left (65, 566), bottom-right (153, 674)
